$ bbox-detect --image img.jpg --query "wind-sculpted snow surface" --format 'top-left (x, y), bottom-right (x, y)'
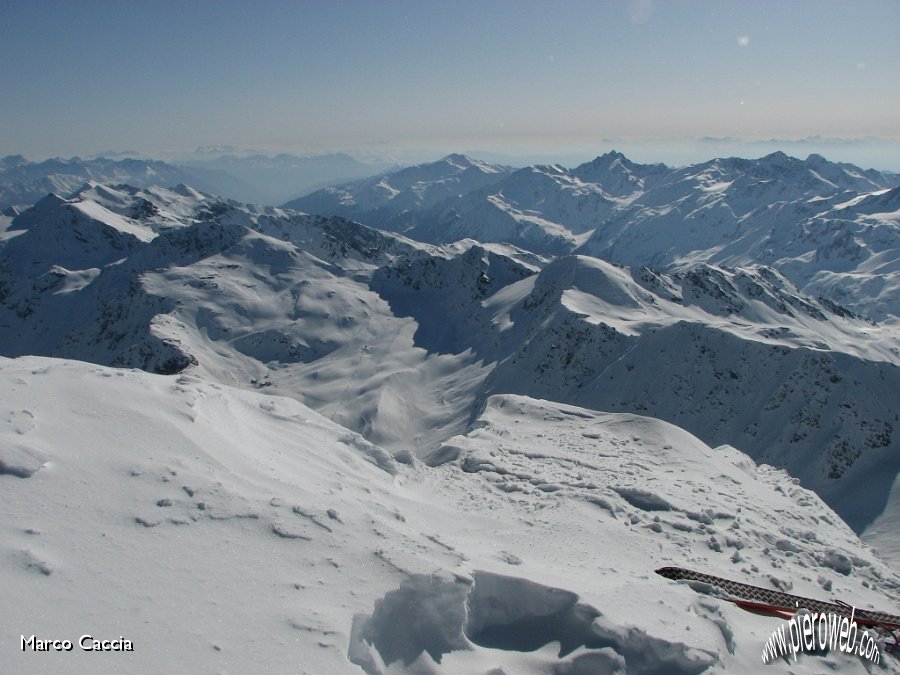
top-left (350, 572), bottom-right (715, 674)
top-left (3, 358), bottom-right (898, 673)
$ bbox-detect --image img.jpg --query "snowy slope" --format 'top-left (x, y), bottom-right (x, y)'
top-left (371, 250), bottom-right (900, 541)
top-left (3, 357), bottom-right (898, 674)
top-left (283, 154), bottom-right (513, 229)
top-left (406, 163), bottom-right (622, 254)
top-left (2, 356), bottom-right (406, 675)
top-left (578, 156), bottom-right (900, 320)
top-left (2, 183), bottom-right (898, 554)
top-left (473, 257), bottom-right (900, 534)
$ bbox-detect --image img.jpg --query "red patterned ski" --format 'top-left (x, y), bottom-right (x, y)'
top-left (656, 566), bottom-right (900, 634)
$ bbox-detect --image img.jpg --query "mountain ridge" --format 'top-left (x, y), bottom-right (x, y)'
top-left (0, 152), bottom-right (389, 213)
top-left (2, 182), bottom-right (897, 550)
top-left (290, 150), bottom-right (900, 321)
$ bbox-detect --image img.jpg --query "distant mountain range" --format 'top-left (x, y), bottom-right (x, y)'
top-left (0, 155), bottom-right (209, 214)
top-left (4, 154), bottom-right (900, 671)
top-left (289, 151), bottom-right (900, 321)
top-left (0, 152), bottom-right (389, 213)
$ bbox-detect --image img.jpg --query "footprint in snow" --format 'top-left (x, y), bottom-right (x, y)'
top-left (9, 409), bottom-right (36, 435)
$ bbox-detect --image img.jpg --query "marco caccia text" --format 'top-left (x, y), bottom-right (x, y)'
top-left (21, 634), bottom-right (134, 652)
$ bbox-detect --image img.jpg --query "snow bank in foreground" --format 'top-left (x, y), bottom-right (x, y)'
top-left (2, 358), bottom-right (897, 673)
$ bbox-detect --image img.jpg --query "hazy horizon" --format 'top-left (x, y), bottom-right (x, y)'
top-left (2, 1), bottom-right (898, 170)
top-left (5, 138), bottom-right (899, 175)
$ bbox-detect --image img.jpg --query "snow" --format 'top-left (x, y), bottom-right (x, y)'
top-left (2, 183), bottom-right (897, 546)
top-left (291, 151), bottom-right (900, 321)
top-left (2, 150), bottom-right (900, 673)
top-left (284, 155), bottom-right (514, 223)
top-left (864, 473), bottom-right (900, 570)
top-left (0, 214), bottom-right (20, 241)
top-left (700, 180), bottom-right (734, 193)
top-left (3, 358), bottom-right (898, 673)
top-left (70, 199), bottom-right (157, 243)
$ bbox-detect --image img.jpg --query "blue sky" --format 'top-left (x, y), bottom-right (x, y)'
top-left (1, 0), bottom-right (898, 168)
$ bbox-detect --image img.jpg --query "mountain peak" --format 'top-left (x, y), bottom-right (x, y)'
top-left (570, 152), bottom-right (669, 198)
top-left (172, 183), bottom-right (206, 199)
top-left (441, 153), bottom-right (475, 167)
top-left (32, 192), bottom-right (71, 210)
top-left (0, 154), bottom-right (29, 170)
top-left (579, 150), bottom-right (629, 169)
top-left (759, 150), bottom-right (796, 164)
top-left (598, 149), bottom-right (627, 162)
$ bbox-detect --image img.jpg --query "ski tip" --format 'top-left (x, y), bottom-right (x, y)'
top-left (655, 566), bottom-right (682, 580)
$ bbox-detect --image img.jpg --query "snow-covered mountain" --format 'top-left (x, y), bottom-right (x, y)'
top-left (578, 153), bottom-right (900, 320)
top-left (0, 153), bottom-right (387, 213)
top-left (570, 150), bottom-right (671, 197)
top-left (289, 151), bottom-right (663, 254)
top-left (283, 153), bottom-right (514, 228)
top-left (293, 151), bottom-right (900, 321)
top-left (3, 357), bottom-right (898, 673)
top-left (2, 182), bottom-right (897, 543)
top-left (0, 155), bottom-right (219, 213)
top-left (3, 168), bottom-right (900, 673)
top-left (0, 182), bottom-right (424, 372)
top-left (405, 163), bottom-right (622, 255)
